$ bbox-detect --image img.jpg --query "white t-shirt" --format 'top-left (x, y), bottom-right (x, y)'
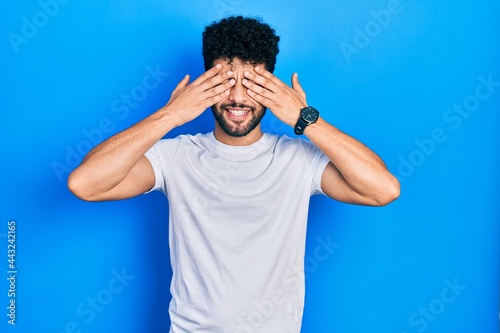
top-left (145, 132), bottom-right (330, 333)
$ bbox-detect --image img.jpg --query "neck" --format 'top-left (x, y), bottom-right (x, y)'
top-left (213, 123), bottom-right (264, 146)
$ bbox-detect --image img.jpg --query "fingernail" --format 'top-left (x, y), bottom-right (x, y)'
top-left (216, 63), bottom-right (222, 68)
top-left (244, 71), bottom-right (250, 76)
top-left (242, 79), bottom-right (248, 84)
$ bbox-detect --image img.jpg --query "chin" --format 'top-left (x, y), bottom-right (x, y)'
top-left (212, 105), bottom-right (266, 137)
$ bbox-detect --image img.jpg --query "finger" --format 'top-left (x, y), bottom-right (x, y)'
top-left (201, 78), bottom-right (235, 101)
top-left (200, 69), bottom-right (234, 93)
top-left (241, 77), bottom-right (274, 101)
top-left (171, 74), bottom-right (190, 96)
top-left (205, 89), bottom-right (231, 107)
top-left (243, 70), bottom-right (276, 93)
top-left (254, 66), bottom-right (284, 86)
top-left (191, 63), bottom-right (223, 86)
top-left (246, 88), bottom-right (273, 109)
top-left (291, 73), bottom-right (306, 97)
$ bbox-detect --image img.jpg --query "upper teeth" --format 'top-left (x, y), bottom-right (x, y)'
top-left (228, 109), bottom-right (248, 116)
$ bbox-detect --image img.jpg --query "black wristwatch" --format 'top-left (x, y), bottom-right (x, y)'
top-left (294, 106), bottom-right (319, 135)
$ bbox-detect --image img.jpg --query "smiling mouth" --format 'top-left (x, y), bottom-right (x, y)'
top-left (224, 106), bottom-right (252, 120)
top-left (227, 109), bottom-right (250, 116)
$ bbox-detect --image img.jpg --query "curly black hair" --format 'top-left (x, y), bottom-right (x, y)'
top-left (202, 16), bottom-right (280, 73)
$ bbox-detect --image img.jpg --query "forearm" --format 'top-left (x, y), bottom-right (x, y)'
top-left (305, 117), bottom-right (400, 203)
top-left (239, 66), bottom-right (399, 205)
top-left (68, 108), bottom-right (176, 198)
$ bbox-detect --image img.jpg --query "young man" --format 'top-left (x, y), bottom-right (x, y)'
top-left (68, 16), bottom-right (399, 333)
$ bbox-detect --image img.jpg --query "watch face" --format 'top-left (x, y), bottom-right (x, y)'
top-left (301, 107), bottom-right (319, 123)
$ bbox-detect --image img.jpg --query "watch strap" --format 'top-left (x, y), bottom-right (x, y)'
top-left (294, 117), bottom-right (309, 135)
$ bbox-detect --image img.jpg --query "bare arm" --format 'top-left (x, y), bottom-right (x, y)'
top-left (304, 119), bottom-right (400, 206)
top-left (241, 67), bottom-right (400, 206)
top-left (68, 64), bottom-right (236, 201)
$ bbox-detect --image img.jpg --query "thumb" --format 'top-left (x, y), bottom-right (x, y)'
top-left (291, 73), bottom-right (305, 98)
top-left (171, 74), bottom-right (190, 96)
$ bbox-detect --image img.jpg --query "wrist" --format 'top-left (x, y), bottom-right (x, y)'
top-left (151, 106), bottom-right (182, 132)
top-left (303, 116), bottom-right (323, 135)
top-left (293, 106), bottom-right (319, 135)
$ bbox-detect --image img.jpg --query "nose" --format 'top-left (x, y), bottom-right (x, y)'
top-left (227, 77), bottom-right (247, 104)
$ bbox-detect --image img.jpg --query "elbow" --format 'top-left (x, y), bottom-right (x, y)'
top-left (373, 175), bottom-right (401, 206)
top-left (67, 171), bottom-right (98, 202)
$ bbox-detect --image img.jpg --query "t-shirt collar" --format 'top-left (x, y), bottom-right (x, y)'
top-left (206, 131), bottom-right (274, 161)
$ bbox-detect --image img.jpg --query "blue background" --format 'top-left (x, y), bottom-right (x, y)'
top-left (1, 0), bottom-right (499, 332)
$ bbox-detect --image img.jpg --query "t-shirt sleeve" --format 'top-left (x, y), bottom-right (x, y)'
top-left (300, 139), bottom-right (330, 196)
top-left (143, 138), bottom-right (181, 196)
top-left (144, 143), bottom-right (165, 194)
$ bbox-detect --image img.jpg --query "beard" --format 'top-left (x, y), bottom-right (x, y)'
top-left (211, 102), bottom-right (267, 137)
